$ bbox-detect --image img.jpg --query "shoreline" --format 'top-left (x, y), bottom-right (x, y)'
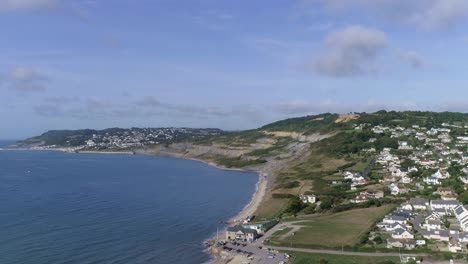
top-left (10, 147), bottom-right (268, 264)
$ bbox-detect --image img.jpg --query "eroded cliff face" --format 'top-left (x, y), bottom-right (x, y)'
top-left (135, 142), bottom-right (249, 161)
top-left (135, 132), bottom-right (332, 169)
top-left (134, 132), bottom-right (334, 218)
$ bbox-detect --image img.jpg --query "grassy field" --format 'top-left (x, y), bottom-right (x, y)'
top-left (269, 206), bottom-right (393, 248)
top-left (286, 251), bottom-right (399, 264)
top-left (254, 196), bottom-right (290, 220)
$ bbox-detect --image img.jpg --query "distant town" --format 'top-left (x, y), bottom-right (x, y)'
top-left (19, 127), bottom-right (223, 152)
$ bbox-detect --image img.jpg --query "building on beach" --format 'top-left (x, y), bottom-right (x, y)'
top-left (226, 225), bottom-right (258, 242)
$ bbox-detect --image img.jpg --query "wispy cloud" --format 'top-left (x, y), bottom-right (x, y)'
top-left (398, 51), bottom-right (426, 69)
top-left (1, 67), bottom-right (48, 93)
top-left (34, 95), bottom-right (266, 123)
top-left (0, 0), bottom-right (58, 11)
top-left (313, 25), bottom-right (387, 77)
top-left (306, 0), bottom-right (468, 31)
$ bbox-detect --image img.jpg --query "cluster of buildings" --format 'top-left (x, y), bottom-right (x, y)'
top-left (343, 122), bottom-right (468, 252)
top-left (225, 220), bottom-right (278, 243)
top-left (376, 197), bottom-right (468, 252)
top-left (31, 128), bottom-right (222, 151)
top-left (336, 121), bottom-right (468, 206)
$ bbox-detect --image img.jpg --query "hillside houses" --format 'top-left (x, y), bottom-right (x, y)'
top-left (376, 200), bottom-right (468, 252)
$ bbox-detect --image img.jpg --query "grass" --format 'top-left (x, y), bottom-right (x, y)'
top-left (245, 136), bottom-right (293, 158)
top-left (254, 196), bottom-right (290, 220)
top-left (271, 227), bottom-right (293, 237)
top-left (268, 206), bottom-right (393, 248)
top-left (285, 251), bottom-right (399, 264)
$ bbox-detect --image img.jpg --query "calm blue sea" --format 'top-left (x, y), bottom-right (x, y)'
top-left (0, 141), bottom-right (257, 264)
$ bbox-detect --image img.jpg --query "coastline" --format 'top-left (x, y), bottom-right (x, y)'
top-left (11, 147), bottom-right (267, 264)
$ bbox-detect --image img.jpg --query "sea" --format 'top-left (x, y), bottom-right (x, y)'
top-left (0, 141), bottom-right (258, 264)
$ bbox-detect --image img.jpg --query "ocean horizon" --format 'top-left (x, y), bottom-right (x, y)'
top-left (0, 141), bottom-right (258, 264)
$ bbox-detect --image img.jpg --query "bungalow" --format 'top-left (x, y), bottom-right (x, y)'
top-left (351, 192), bottom-right (369, 204)
top-left (387, 238), bottom-right (416, 250)
top-left (409, 197), bottom-right (429, 210)
top-left (401, 175), bottom-right (412, 184)
top-left (386, 222), bottom-right (407, 232)
top-left (423, 219), bottom-right (443, 231)
top-left (423, 176), bottom-right (441, 186)
top-left (383, 215), bottom-right (407, 225)
top-left (367, 190), bottom-right (384, 199)
top-left (430, 200), bottom-right (461, 211)
top-left (437, 187), bottom-right (457, 200)
top-left (226, 225), bottom-right (258, 242)
top-left (423, 229), bottom-right (450, 242)
top-left (432, 169), bottom-right (450, 179)
top-left (300, 194), bottom-right (316, 204)
top-left (391, 228), bottom-right (414, 239)
top-left (400, 203), bottom-right (413, 211)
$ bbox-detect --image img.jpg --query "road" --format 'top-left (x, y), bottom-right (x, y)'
top-left (268, 246), bottom-right (421, 257)
top-left (218, 220), bottom-right (428, 264)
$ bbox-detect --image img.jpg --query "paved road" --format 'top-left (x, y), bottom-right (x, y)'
top-left (268, 246), bottom-right (425, 257)
top-left (219, 220), bottom-right (428, 263)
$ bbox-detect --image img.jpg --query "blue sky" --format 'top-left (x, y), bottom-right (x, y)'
top-left (1, 0), bottom-right (468, 139)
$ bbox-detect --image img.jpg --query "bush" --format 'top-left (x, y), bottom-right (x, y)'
top-left (302, 204), bottom-right (317, 214)
top-left (272, 193), bottom-right (295, 199)
top-left (284, 197), bottom-right (307, 215)
top-left (320, 197), bottom-right (333, 210)
top-left (277, 181), bottom-right (300, 189)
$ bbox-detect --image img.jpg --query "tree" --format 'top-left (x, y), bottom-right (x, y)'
top-left (320, 197), bottom-right (333, 210)
top-left (302, 204), bottom-right (316, 214)
top-left (373, 236), bottom-right (384, 244)
top-left (460, 191), bottom-right (468, 205)
top-left (284, 197), bottom-right (306, 215)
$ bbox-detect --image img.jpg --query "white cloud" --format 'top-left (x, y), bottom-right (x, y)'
top-left (0, 0), bottom-right (58, 11)
top-left (313, 25), bottom-right (387, 77)
top-left (407, 0), bottom-right (468, 31)
top-left (309, 0), bottom-right (468, 31)
top-left (399, 51), bottom-right (426, 69)
top-left (3, 67), bottom-right (47, 92)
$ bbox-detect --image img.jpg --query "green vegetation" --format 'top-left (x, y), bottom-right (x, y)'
top-left (215, 156), bottom-right (267, 168)
top-left (271, 227), bottom-right (293, 237)
top-left (260, 113), bottom-right (342, 134)
top-left (283, 197), bottom-right (307, 216)
top-left (358, 110), bottom-right (468, 128)
top-left (193, 129), bottom-right (265, 147)
top-left (246, 136), bottom-right (293, 157)
top-left (285, 251), bottom-right (399, 264)
top-left (268, 206), bottom-right (393, 248)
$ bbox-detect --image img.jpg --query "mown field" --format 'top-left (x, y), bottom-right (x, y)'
top-left (286, 251), bottom-right (399, 264)
top-left (268, 206), bottom-right (393, 248)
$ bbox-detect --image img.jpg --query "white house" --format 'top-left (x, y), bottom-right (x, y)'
top-left (388, 183), bottom-right (400, 195)
top-left (409, 197), bottom-right (429, 210)
top-left (430, 200), bottom-right (461, 211)
top-left (432, 169), bottom-right (450, 179)
top-left (453, 205), bottom-right (468, 232)
top-left (300, 194), bottom-right (316, 204)
top-left (391, 228), bottom-right (414, 239)
top-left (423, 176), bottom-right (441, 185)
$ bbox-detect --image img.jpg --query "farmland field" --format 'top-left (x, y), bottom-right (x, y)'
top-left (269, 206), bottom-right (393, 248)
